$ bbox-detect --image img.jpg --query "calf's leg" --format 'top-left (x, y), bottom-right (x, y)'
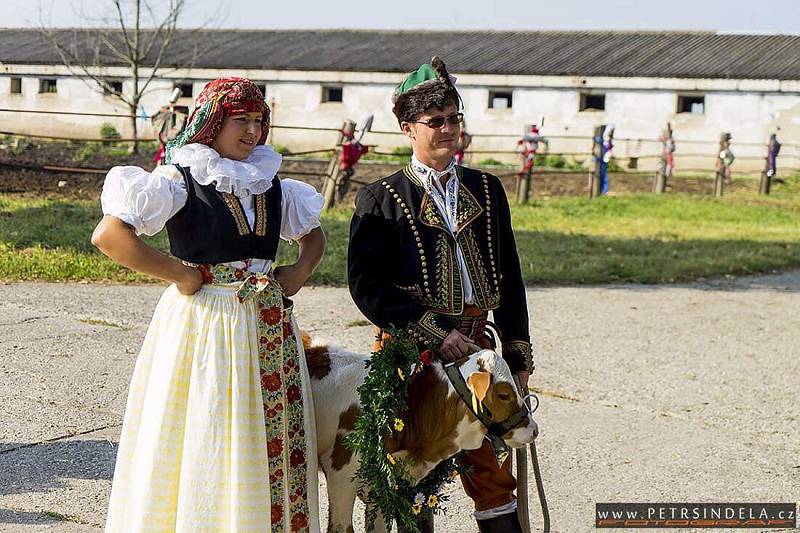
top-left (324, 462), bottom-right (359, 533)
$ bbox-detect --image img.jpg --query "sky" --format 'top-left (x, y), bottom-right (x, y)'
top-left (1, 0), bottom-right (798, 33)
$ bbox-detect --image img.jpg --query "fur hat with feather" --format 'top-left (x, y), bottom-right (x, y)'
top-left (392, 56), bottom-right (461, 124)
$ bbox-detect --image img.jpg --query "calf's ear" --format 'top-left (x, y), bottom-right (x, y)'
top-left (467, 371), bottom-right (492, 404)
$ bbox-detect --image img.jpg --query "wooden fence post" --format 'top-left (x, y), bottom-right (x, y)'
top-left (518, 165), bottom-right (533, 204)
top-left (516, 124), bottom-right (540, 204)
top-left (714, 132), bottom-right (732, 198)
top-left (267, 97), bottom-right (277, 146)
top-left (759, 133), bottom-right (780, 195)
top-left (322, 120), bottom-right (352, 211)
top-left (653, 122), bottom-right (673, 194)
top-left (588, 125), bottom-right (603, 198)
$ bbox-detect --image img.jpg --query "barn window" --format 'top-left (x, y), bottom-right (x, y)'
top-left (38, 78), bottom-right (58, 93)
top-left (579, 92), bottom-right (606, 111)
top-left (104, 80), bottom-right (123, 96)
top-left (322, 86), bottom-right (343, 103)
top-left (677, 94), bottom-right (705, 114)
top-left (174, 82), bottom-right (194, 99)
top-left (10, 77), bottom-right (22, 94)
top-left (489, 90), bottom-right (513, 109)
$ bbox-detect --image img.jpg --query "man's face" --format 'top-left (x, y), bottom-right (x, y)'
top-left (401, 103), bottom-right (461, 165)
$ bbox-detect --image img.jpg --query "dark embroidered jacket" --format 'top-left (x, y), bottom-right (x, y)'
top-left (166, 165), bottom-right (283, 264)
top-left (348, 165), bottom-right (533, 373)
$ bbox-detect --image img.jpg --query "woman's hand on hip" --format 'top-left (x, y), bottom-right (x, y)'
top-left (273, 263), bottom-right (309, 297)
top-left (176, 266), bottom-right (204, 295)
top-left (91, 215), bottom-right (205, 292)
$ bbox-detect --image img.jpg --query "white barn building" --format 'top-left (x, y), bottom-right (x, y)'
top-left (1, 29), bottom-right (799, 170)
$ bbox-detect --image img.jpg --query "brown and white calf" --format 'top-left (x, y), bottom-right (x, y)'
top-left (304, 339), bottom-right (539, 533)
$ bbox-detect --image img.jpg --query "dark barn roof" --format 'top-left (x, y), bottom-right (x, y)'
top-left (2, 28), bottom-right (800, 80)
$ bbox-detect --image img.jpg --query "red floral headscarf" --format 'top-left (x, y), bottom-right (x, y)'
top-left (165, 77), bottom-right (270, 162)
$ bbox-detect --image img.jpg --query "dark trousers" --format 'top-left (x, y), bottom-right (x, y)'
top-left (460, 440), bottom-right (517, 511)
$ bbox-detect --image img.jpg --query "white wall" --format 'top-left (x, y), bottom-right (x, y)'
top-left (0, 74), bottom-right (181, 140)
top-left (1, 66), bottom-right (799, 172)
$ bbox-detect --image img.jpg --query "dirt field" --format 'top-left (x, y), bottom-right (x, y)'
top-left (0, 139), bottom-right (757, 201)
top-left (1, 274), bottom-right (798, 532)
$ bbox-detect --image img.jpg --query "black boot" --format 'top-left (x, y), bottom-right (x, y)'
top-left (476, 511), bottom-right (523, 533)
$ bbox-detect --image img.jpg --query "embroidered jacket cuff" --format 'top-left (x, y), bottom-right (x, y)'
top-left (502, 340), bottom-right (534, 373)
top-left (406, 310), bottom-right (451, 349)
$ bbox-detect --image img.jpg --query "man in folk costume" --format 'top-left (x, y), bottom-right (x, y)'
top-left (348, 57), bottom-right (533, 533)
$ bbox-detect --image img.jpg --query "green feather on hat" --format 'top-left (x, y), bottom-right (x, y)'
top-left (395, 56), bottom-right (453, 96)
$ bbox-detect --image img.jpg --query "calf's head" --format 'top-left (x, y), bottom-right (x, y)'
top-left (460, 349), bottom-right (539, 448)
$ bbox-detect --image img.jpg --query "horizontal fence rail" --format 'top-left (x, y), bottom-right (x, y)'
top-left (2, 106), bottom-right (798, 203)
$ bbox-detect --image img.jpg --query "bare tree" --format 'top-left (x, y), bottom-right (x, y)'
top-left (39, 0), bottom-right (190, 154)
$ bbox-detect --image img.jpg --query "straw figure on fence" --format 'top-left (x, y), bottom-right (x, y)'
top-left (660, 123), bottom-right (676, 179)
top-left (151, 87), bottom-right (188, 165)
top-left (455, 123), bottom-right (473, 165)
top-left (717, 132), bottom-right (735, 185)
top-left (348, 56), bottom-right (534, 533)
top-left (766, 133), bottom-right (781, 179)
top-left (600, 124), bottom-right (615, 194)
top-left (339, 124), bottom-right (368, 176)
top-left (92, 77), bottom-right (326, 532)
top-left (516, 124), bottom-right (544, 178)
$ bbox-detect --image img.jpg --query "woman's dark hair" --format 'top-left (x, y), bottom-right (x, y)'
top-left (392, 56), bottom-right (461, 125)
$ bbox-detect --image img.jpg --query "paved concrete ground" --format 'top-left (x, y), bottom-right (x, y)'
top-left (1, 275), bottom-right (798, 532)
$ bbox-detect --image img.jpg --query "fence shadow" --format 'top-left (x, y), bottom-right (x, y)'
top-left (0, 440), bottom-right (117, 500)
top-left (0, 507), bottom-right (62, 526)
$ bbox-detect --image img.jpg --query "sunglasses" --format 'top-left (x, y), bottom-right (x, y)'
top-left (412, 112), bottom-right (464, 129)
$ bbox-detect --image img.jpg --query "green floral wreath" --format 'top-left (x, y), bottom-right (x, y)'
top-left (345, 330), bottom-right (464, 531)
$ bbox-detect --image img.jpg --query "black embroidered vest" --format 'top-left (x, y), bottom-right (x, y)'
top-left (165, 165), bottom-right (282, 264)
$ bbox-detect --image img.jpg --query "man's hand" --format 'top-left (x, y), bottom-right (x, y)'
top-left (439, 329), bottom-right (479, 362)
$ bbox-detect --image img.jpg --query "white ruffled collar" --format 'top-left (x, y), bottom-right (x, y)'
top-left (171, 143), bottom-right (283, 197)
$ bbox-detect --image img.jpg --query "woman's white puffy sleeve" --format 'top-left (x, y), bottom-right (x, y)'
top-left (100, 165), bottom-right (188, 236)
top-left (279, 179), bottom-right (324, 241)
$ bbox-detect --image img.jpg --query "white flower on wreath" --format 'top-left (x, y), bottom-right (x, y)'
top-left (414, 492), bottom-right (425, 506)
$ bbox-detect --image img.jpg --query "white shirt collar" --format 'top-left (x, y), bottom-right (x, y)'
top-left (170, 143), bottom-right (283, 197)
top-left (411, 154), bottom-right (457, 184)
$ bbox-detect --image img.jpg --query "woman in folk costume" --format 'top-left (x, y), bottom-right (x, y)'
top-left (92, 77), bottom-right (325, 532)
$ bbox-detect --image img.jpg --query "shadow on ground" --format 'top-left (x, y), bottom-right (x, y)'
top-left (0, 440), bottom-right (117, 501)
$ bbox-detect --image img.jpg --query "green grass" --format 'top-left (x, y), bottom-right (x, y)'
top-left (1, 176), bottom-right (798, 285)
top-left (0, 196), bottom-right (352, 284)
top-left (361, 146), bottom-right (413, 164)
top-left (510, 187), bottom-right (800, 283)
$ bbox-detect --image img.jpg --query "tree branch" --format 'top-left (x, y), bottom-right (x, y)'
top-left (112, 0), bottom-right (136, 61)
top-left (138, 0), bottom-right (185, 97)
top-left (38, 28), bottom-right (135, 109)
